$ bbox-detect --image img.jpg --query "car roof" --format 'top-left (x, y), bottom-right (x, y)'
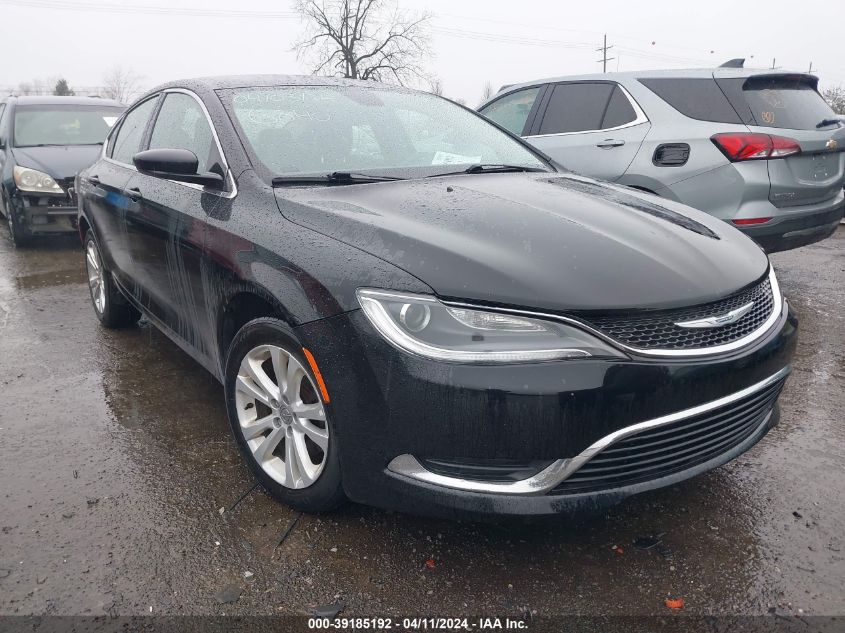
top-left (484, 66), bottom-right (817, 102)
top-left (140, 74), bottom-right (419, 99)
top-left (3, 95), bottom-right (125, 107)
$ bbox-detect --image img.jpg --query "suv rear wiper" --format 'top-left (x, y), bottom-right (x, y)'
top-left (272, 171), bottom-right (405, 186)
top-left (427, 164), bottom-right (550, 178)
top-left (816, 117), bottom-right (845, 128)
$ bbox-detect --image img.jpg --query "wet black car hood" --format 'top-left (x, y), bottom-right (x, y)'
top-left (274, 173), bottom-right (770, 312)
top-left (12, 145), bottom-right (102, 180)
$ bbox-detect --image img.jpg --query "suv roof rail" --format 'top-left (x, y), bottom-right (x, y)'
top-left (719, 58), bottom-right (745, 68)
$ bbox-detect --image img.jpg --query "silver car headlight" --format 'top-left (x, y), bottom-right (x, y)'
top-left (357, 289), bottom-right (626, 363)
top-left (14, 166), bottom-right (63, 194)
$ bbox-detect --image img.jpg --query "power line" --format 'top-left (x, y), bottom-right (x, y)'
top-left (0, 0), bottom-right (298, 18)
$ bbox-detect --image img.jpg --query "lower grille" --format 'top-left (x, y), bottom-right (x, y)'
top-left (552, 377), bottom-right (786, 494)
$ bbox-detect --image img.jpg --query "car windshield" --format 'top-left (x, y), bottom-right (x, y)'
top-left (13, 104), bottom-right (124, 147)
top-left (219, 85), bottom-right (550, 180)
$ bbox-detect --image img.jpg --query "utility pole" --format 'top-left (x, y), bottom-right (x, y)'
top-left (596, 34), bottom-right (615, 74)
top-left (772, 57), bottom-right (776, 69)
top-left (808, 61), bottom-right (814, 73)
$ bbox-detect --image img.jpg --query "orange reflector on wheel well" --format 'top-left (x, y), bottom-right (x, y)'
top-left (302, 348), bottom-right (331, 403)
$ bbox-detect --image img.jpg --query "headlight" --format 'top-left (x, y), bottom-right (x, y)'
top-left (13, 166), bottom-right (63, 194)
top-left (357, 289), bottom-right (626, 363)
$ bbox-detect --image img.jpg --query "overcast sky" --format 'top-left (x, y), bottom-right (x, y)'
top-left (1, 0), bottom-right (843, 105)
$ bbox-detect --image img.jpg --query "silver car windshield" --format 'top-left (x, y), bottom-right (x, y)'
top-left (221, 86), bottom-right (549, 179)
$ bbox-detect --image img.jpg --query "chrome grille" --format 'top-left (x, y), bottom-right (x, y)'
top-left (552, 376), bottom-right (786, 494)
top-left (581, 275), bottom-right (775, 350)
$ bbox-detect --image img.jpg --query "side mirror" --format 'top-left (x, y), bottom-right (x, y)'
top-left (133, 148), bottom-right (224, 188)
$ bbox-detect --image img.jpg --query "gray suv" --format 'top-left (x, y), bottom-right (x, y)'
top-left (478, 64), bottom-right (845, 252)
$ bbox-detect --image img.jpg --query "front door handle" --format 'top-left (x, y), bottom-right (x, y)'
top-left (597, 139), bottom-right (626, 149)
top-left (125, 186), bottom-right (143, 203)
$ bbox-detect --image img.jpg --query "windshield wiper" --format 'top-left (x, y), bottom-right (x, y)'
top-left (427, 164), bottom-right (550, 178)
top-left (816, 117), bottom-right (845, 128)
top-left (272, 171), bottom-right (405, 186)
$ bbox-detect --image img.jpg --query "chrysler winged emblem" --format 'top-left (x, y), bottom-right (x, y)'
top-left (675, 301), bottom-right (755, 329)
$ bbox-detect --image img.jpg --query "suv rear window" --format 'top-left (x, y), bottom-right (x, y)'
top-left (717, 76), bottom-right (836, 130)
top-left (639, 78), bottom-right (742, 124)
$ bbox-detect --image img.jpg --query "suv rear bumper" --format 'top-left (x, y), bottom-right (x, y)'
top-left (736, 202), bottom-right (844, 253)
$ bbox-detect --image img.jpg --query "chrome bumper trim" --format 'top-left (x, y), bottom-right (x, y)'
top-left (386, 366), bottom-right (790, 496)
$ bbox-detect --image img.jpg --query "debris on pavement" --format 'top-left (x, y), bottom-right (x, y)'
top-left (276, 512), bottom-right (302, 549)
top-left (314, 601), bottom-right (345, 618)
top-left (634, 533), bottom-right (666, 551)
top-left (213, 584), bottom-right (242, 604)
top-left (425, 558), bottom-right (436, 568)
top-left (665, 597), bottom-right (685, 609)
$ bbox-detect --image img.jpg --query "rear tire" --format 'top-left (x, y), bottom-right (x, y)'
top-left (224, 318), bottom-right (346, 513)
top-left (84, 230), bottom-right (140, 328)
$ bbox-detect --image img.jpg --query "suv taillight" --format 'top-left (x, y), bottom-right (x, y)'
top-left (711, 133), bottom-right (802, 162)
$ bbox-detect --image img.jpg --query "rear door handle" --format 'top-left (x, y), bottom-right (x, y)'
top-left (125, 186), bottom-right (143, 202)
top-left (597, 139), bottom-right (626, 149)
top-left (89, 175), bottom-right (102, 186)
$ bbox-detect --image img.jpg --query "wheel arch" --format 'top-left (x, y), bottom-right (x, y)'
top-left (217, 287), bottom-right (294, 373)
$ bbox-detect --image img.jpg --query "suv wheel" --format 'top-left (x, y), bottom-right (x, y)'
top-left (224, 318), bottom-right (345, 513)
top-left (84, 230), bottom-right (140, 328)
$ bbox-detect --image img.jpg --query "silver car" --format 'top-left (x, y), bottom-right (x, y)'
top-left (478, 62), bottom-right (845, 252)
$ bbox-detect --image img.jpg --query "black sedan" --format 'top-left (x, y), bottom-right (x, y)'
top-left (76, 76), bottom-right (796, 518)
top-left (0, 96), bottom-right (125, 246)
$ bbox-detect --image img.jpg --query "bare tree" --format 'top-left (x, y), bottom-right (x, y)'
top-left (481, 80), bottom-right (494, 101)
top-left (427, 76), bottom-right (443, 96)
top-left (17, 82), bottom-right (34, 96)
top-left (822, 85), bottom-right (845, 115)
top-left (293, 0), bottom-right (432, 85)
top-left (101, 67), bottom-right (142, 103)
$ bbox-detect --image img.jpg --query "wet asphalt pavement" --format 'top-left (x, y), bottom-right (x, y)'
top-left (0, 227), bottom-right (843, 620)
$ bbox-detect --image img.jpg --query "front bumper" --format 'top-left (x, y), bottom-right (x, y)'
top-left (297, 304), bottom-right (797, 519)
top-left (8, 190), bottom-right (78, 235)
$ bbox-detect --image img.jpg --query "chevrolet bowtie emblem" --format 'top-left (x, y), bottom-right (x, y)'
top-left (675, 301), bottom-right (755, 329)
top-left (827, 139), bottom-right (839, 151)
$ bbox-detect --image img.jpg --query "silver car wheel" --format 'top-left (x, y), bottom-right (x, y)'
top-left (85, 241), bottom-right (106, 314)
top-left (235, 344), bottom-right (329, 489)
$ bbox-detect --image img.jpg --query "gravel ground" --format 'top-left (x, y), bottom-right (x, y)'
top-left (0, 227), bottom-right (843, 624)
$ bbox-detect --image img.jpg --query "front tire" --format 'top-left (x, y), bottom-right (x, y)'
top-left (84, 230), bottom-right (140, 328)
top-left (224, 318), bottom-right (345, 513)
top-left (4, 192), bottom-right (31, 247)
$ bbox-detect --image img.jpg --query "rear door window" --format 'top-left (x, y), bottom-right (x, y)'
top-left (537, 83), bottom-right (614, 135)
top-left (717, 76), bottom-right (836, 130)
top-left (111, 97), bottom-right (158, 165)
top-left (639, 78), bottom-right (742, 124)
top-left (479, 87), bottom-right (542, 135)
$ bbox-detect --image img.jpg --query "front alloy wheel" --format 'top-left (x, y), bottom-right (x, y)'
top-left (235, 344), bottom-right (329, 489)
top-left (225, 318), bottom-right (345, 512)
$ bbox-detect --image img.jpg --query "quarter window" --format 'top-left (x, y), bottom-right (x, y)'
top-left (639, 78), bottom-right (743, 124)
top-left (111, 98), bottom-right (158, 165)
top-left (149, 93), bottom-right (219, 174)
top-left (602, 85), bottom-right (638, 128)
top-left (479, 87), bottom-right (542, 135)
top-left (538, 83), bottom-right (615, 135)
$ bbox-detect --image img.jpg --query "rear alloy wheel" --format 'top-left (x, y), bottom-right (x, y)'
top-left (84, 230), bottom-right (140, 328)
top-left (225, 319), bottom-right (345, 512)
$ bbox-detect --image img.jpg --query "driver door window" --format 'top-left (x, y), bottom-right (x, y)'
top-left (149, 93), bottom-right (220, 175)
